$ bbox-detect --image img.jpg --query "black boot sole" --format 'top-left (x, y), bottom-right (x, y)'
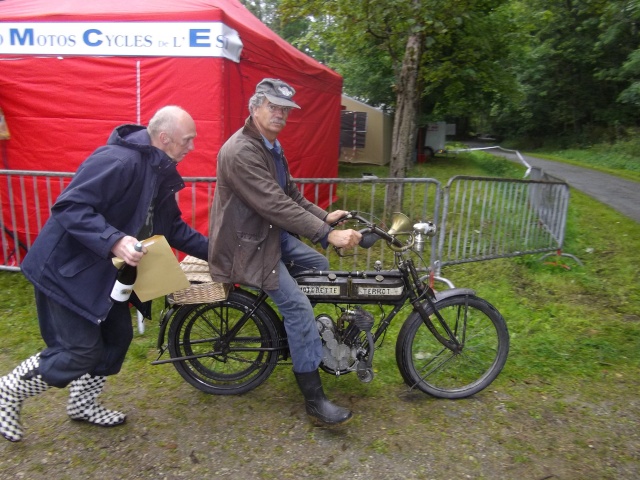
top-left (307, 413), bottom-right (354, 428)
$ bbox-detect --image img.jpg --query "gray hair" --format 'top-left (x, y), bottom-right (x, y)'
top-left (147, 105), bottom-right (185, 139)
top-left (248, 93), bottom-right (267, 114)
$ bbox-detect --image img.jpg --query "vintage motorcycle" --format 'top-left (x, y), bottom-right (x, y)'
top-left (152, 211), bottom-right (509, 400)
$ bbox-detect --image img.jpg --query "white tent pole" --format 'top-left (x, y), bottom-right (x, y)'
top-left (136, 60), bottom-right (141, 124)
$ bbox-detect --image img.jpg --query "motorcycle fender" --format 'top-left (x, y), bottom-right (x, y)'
top-left (156, 305), bottom-right (181, 351)
top-left (433, 288), bottom-right (475, 303)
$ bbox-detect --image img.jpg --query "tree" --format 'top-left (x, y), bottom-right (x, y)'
top-left (257, 0), bottom-right (640, 160)
top-left (388, 18), bottom-right (423, 207)
top-left (239, 0), bottom-right (280, 27)
top-left (491, 0), bottom-right (640, 144)
top-left (279, 0), bottom-right (473, 209)
top-left (279, 0), bottom-right (516, 151)
top-left (596, 0), bottom-right (640, 128)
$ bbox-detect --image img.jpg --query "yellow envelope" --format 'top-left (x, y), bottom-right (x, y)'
top-left (115, 235), bottom-right (190, 302)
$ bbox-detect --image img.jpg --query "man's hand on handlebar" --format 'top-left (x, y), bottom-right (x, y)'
top-left (325, 210), bottom-right (352, 226)
top-left (328, 229), bottom-right (362, 249)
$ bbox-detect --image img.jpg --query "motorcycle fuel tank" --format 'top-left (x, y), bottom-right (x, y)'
top-left (296, 270), bottom-right (405, 301)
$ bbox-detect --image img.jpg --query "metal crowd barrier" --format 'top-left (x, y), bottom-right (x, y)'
top-left (293, 177), bottom-right (442, 271)
top-left (437, 175), bottom-right (570, 272)
top-left (0, 170), bottom-right (74, 271)
top-left (173, 176), bottom-right (443, 272)
top-left (0, 170), bottom-right (571, 275)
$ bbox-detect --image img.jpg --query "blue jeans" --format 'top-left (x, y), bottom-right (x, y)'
top-left (265, 234), bottom-right (329, 374)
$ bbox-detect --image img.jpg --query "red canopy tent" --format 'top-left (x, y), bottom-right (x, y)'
top-left (0, 0), bottom-right (342, 265)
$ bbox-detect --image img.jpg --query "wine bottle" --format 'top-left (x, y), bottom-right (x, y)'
top-left (110, 242), bottom-right (143, 302)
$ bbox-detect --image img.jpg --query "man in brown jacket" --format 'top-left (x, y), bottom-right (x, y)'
top-left (208, 79), bottom-right (361, 426)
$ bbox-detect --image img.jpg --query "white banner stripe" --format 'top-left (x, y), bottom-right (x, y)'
top-left (0, 22), bottom-right (243, 61)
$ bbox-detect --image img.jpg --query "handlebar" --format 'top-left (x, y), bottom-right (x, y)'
top-left (330, 211), bottom-right (407, 250)
top-left (328, 211), bottom-right (357, 228)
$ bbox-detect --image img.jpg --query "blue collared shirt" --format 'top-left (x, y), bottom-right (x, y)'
top-left (262, 136), bottom-right (331, 249)
top-left (263, 137), bottom-right (286, 189)
top-left (263, 137), bottom-right (288, 242)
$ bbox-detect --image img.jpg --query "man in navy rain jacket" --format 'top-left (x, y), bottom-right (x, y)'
top-left (0, 105), bottom-right (208, 442)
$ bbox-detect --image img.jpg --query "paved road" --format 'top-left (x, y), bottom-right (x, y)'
top-left (462, 144), bottom-right (640, 224)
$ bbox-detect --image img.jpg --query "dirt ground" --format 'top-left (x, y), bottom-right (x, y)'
top-left (0, 356), bottom-right (638, 480)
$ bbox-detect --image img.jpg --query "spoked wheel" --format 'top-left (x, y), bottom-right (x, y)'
top-left (396, 295), bottom-right (509, 399)
top-left (167, 289), bottom-right (283, 395)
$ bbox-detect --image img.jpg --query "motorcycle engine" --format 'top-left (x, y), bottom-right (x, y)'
top-left (316, 314), bottom-right (357, 372)
top-left (316, 308), bottom-right (375, 374)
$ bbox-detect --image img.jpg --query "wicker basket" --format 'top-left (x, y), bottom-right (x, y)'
top-left (167, 256), bottom-right (230, 304)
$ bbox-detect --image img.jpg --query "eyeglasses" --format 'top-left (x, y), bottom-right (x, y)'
top-left (266, 103), bottom-right (292, 115)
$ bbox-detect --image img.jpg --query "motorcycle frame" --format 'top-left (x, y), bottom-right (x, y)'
top-left (153, 251), bottom-right (474, 367)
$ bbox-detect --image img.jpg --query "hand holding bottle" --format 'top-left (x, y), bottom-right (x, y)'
top-left (111, 237), bottom-right (144, 302)
top-left (111, 235), bottom-right (146, 266)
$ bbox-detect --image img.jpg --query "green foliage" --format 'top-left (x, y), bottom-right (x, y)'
top-left (492, 0), bottom-right (640, 142)
top-left (269, 0), bottom-right (640, 147)
top-left (278, 0), bottom-right (513, 115)
top-left (423, 1), bottom-right (520, 124)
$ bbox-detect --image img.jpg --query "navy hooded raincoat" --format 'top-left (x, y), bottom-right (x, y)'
top-left (21, 125), bottom-right (208, 324)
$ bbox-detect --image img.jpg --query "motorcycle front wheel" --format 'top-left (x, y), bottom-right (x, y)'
top-left (395, 294), bottom-right (509, 399)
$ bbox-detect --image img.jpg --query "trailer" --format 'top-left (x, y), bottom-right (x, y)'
top-left (424, 121), bottom-right (447, 159)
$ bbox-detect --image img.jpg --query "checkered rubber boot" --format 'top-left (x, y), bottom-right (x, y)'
top-left (0, 354), bottom-right (51, 442)
top-left (67, 374), bottom-right (126, 427)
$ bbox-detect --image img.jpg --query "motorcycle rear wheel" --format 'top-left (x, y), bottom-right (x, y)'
top-left (167, 290), bottom-right (282, 395)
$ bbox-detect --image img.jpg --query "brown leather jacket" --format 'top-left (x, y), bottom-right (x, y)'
top-left (208, 116), bottom-right (330, 290)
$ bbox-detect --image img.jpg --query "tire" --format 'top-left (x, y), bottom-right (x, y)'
top-left (424, 147), bottom-right (435, 161)
top-left (167, 290), bottom-right (282, 395)
top-left (395, 295), bottom-right (509, 399)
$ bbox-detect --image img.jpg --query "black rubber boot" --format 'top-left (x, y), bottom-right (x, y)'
top-left (294, 370), bottom-right (353, 426)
